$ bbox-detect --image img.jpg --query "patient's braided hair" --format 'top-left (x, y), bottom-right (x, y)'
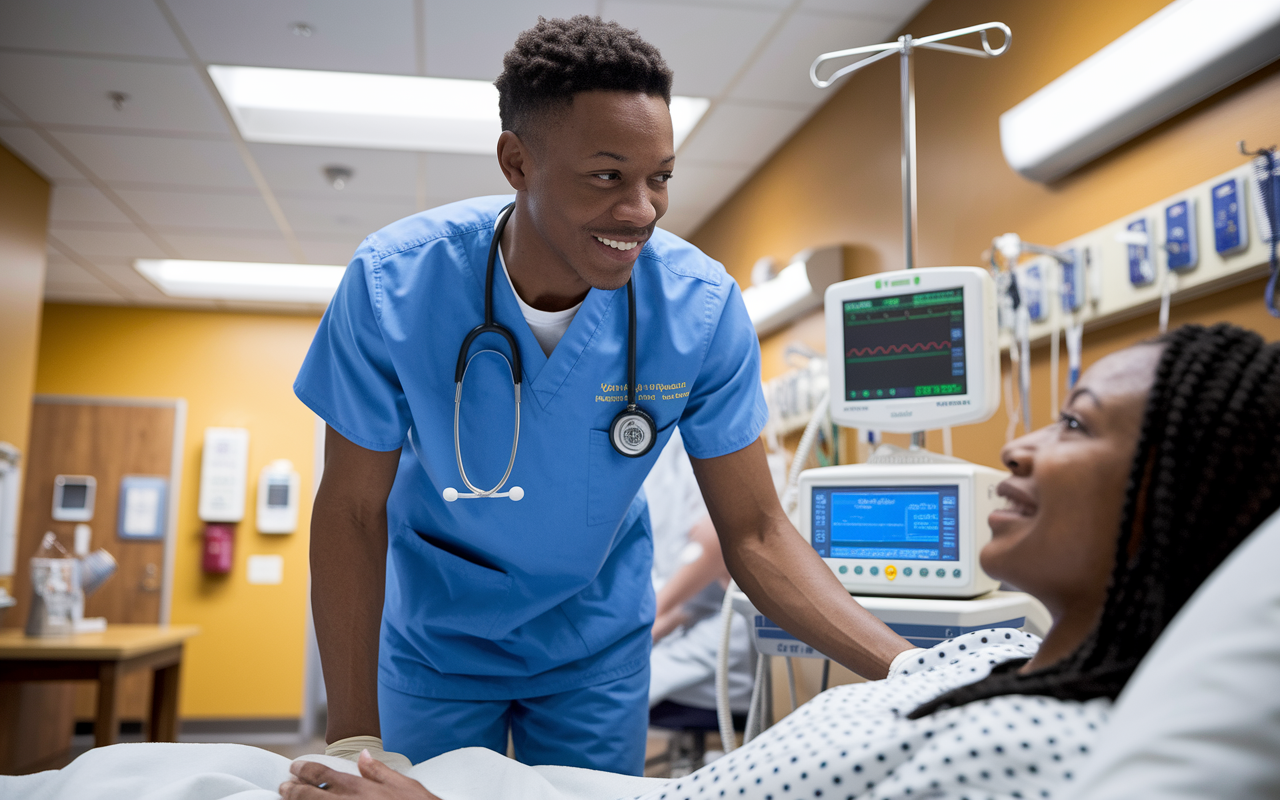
top-left (495, 16), bottom-right (672, 140)
top-left (911, 322), bottom-right (1280, 718)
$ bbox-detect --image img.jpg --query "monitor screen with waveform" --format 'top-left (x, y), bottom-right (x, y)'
top-left (841, 287), bottom-right (966, 402)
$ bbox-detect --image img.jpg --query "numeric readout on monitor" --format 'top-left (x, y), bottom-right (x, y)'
top-left (842, 287), bottom-right (966, 401)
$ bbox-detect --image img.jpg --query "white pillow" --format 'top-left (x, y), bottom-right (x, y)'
top-left (1065, 508), bottom-right (1280, 799)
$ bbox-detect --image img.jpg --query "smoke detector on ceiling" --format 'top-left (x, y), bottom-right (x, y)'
top-left (323, 165), bottom-right (353, 190)
top-left (290, 22), bottom-right (314, 38)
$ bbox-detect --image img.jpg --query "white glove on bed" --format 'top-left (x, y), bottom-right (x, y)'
top-left (324, 735), bottom-right (413, 772)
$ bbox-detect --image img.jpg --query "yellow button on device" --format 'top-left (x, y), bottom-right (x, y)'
top-left (885, 564), bottom-right (897, 580)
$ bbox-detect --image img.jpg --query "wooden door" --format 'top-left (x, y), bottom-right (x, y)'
top-left (3, 397), bottom-right (180, 766)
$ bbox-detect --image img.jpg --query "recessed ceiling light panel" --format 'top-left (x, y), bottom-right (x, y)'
top-left (208, 65), bottom-right (709, 154)
top-left (135, 259), bottom-right (346, 305)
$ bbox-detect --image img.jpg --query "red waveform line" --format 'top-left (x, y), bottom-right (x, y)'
top-left (846, 340), bottom-right (951, 358)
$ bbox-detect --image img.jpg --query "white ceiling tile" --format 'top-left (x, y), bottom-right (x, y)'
top-left (45, 253), bottom-right (101, 287)
top-left (677, 102), bottom-right (809, 165)
top-left (44, 286), bottom-right (129, 304)
top-left (423, 153), bottom-right (512, 202)
top-left (250, 143), bottom-right (419, 197)
top-left (163, 231), bottom-right (297, 263)
top-left (49, 185), bottom-right (131, 225)
top-left (0, 125), bottom-right (85, 181)
top-left (602, 1), bottom-right (782, 98)
top-left (92, 258), bottom-right (178, 297)
top-left (297, 236), bottom-right (364, 266)
top-left (0, 0), bottom-right (187, 59)
top-left (800, 0), bottom-right (927, 23)
top-left (0, 54), bottom-right (228, 135)
top-left (50, 131), bottom-right (256, 188)
top-left (49, 226), bottom-right (168, 259)
top-left (167, 0), bottom-right (418, 76)
top-left (114, 188), bottom-right (279, 232)
top-left (728, 11), bottom-right (894, 105)
top-left (423, 0), bottom-right (597, 81)
top-left (276, 194), bottom-right (417, 237)
top-left (659, 204), bottom-right (718, 239)
top-left (664, 161), bottom-right (753, 211)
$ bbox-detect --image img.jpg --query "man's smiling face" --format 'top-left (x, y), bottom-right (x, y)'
top-left (502, 90), bottom-right (674, 294)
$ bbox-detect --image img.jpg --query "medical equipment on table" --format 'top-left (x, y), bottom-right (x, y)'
top-left (444, 204), bottom-right (656, 503)
top-left (802, 460), bottom-right (1003, 599)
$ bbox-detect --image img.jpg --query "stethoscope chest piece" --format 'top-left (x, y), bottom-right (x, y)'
top-left (610, 405), bottom-right (657, 458)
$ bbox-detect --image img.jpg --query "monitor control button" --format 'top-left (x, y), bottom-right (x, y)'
top-left (935, 568), bottom-right (945, 578)
top-left (869, 566), bottom-right (879, 576)
top-left (920, 569), bottom-right (928, 578)
top-left (903, 567), bottom-right (913, 576)
top-left (952, 569), bottom-right (962, 578)
top-left (838, 565), bottom-right (847, 574)
top-left (885, 565), bottom-right (897, 580)
top-left (853, 566), bottom-right (863, 575)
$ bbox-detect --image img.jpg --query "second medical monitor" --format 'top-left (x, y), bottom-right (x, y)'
top-left (824, 267), bottom-right (999, 432)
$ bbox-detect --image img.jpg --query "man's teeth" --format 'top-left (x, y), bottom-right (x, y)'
top-left (595, 236), bottom-right (638, 251)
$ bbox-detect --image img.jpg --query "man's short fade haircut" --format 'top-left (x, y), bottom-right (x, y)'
top-left (495, 15), bottom-right (673, 139)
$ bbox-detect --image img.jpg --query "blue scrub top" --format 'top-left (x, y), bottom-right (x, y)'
top-left (295, 196), bottom-right (768, 700)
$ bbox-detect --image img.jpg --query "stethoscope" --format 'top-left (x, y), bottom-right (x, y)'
top-left (443, 203), bottom-right (658, 502)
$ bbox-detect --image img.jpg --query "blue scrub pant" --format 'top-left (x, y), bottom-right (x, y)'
top-left (379, 663), bottom-right (650, 775)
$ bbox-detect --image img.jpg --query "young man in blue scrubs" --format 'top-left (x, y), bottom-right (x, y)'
top-left (294, 16), bottom-right (913, 779)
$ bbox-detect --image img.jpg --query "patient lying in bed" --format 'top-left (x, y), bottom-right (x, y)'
top-left (4, 322), bottom-right (1278, 800)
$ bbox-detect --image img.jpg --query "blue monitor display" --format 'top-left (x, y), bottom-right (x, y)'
top-left (811, 485), bottom-right (960, 561)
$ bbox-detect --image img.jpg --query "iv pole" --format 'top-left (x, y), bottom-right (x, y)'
top-left (810, 22), bottom-right (1011, 448)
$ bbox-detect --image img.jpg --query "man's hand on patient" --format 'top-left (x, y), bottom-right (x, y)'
top-left (280, 749), bottom-right (437, 799)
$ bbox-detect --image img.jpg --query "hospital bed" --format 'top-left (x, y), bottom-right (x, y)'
top-left (4, 507), bottom-right (1279, 800)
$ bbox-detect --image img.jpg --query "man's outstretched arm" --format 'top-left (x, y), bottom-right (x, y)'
top-left (312, 426), bottom-right (402, 743)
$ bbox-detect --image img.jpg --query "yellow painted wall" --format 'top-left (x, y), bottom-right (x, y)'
top-left (34, 304), bottom-right (322, 719)
top-left (690, 0), bottom-right (1280, 469)
top-left (0, 144), bottom-right (50, 590)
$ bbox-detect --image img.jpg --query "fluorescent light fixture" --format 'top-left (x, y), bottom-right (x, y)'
top-left (669, 96), bottom-right (711, 150)
top-left (1000, 0), bottom-right (1280, 183)
top-left (742, 246), bottom-right (843, 336)
top-left (135, 259), bottom-right (345, 305)
top-left (209, 65), bottom-right (710, 154)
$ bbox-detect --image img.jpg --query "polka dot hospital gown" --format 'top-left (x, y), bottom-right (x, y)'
top-left (629, 629), bottom-right (1109, 800)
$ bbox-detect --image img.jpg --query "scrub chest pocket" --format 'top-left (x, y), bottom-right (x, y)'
top-left (586, 422), bottom-right (676, 526)
top-left (403, 525), bottom-right (515, 638)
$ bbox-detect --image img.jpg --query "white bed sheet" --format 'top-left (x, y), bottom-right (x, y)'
top-left (0, 742), bottom-right (669, 800)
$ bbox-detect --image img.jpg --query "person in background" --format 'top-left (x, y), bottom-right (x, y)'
top-left (644, 429), bottom-right (753, 716)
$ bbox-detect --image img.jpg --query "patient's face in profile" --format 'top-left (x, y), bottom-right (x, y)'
top-left (982, 344), bottom-right (1162, 621)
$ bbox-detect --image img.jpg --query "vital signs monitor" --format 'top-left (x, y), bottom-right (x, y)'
top-left (810, 266), bottom-right (1006, 598)
top-left (824, 267), bottom-right (999, 432)
top-left (801, 462), bottom-right (1003, 598)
